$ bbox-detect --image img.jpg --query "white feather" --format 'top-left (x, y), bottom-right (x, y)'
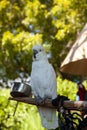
top-left (30, 44), bottom-right (58, 129)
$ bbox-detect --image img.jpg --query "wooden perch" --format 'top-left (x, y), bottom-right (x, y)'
top-left (9, 97), bottom-right (87, 111)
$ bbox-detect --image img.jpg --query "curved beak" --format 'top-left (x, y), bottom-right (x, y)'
top-left (33, 49), bottom-right (38, 58)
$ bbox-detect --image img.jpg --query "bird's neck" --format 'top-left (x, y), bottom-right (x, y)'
top-left (33, 59), bottom-right (49, 67)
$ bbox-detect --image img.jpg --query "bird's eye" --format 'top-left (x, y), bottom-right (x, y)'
top-left (39, 49), bottom-right (42, 52)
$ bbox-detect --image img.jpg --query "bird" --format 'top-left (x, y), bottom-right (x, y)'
top-left (30, 44), bottom-right (58, 129)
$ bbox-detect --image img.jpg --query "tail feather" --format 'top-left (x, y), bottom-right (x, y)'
top-left (38, 107), bottom-right (58, 129)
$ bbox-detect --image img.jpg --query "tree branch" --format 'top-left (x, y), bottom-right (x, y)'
top-left (9, 97), bottom-right (87, 111)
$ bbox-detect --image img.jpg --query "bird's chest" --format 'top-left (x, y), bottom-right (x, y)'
top-left (32, 66), bottom-right (48, 80)
top-left (31, 63), bottom-right (49, 88)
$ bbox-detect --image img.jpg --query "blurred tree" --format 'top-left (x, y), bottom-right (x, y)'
top-left (0, 1), bottom-right (87, 129)
top-left (0, 0), bottom-right (87, 80)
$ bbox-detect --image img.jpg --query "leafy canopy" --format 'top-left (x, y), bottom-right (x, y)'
top-left (0, 0), bottom-right (87, 79)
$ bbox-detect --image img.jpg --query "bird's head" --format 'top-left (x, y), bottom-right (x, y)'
top-left (32, 44), bottom-right (47, 61)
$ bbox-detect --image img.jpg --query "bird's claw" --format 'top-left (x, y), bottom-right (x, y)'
top-left (41, 98), bottom-right (45, 104)
top-left (35, 96), bottom-right (42, 106)
top-left (35, 96), bottom-right (52, 105)
top-left (41, 96), bottom-right (52, 104)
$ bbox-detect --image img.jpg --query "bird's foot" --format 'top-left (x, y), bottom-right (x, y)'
top-left (41, 96), bottom-right (52, 104)
top-left (35, 96), bottom-right (52, 105)
top-left (35, 96), bottom-right (42, 106)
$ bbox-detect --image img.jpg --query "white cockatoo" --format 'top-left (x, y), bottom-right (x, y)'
top-left (30, 44), bottom-right (58, 129)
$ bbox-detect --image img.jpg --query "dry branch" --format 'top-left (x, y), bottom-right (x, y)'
top-left (9, 97), bottom-right (87, 111)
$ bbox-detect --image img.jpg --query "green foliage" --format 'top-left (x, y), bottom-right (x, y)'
top-left (0, 77), bottom-right (78, 130)
top-left (0, 88), bottom-right (45, 130)
top-left (1, 30), bottom-right (42, 78)
top-left (0, 0), bottom-right (87, 129)
top-left (57, 76), bottom-right (77, 100)
top-left (0, 0), bottom-right (87, 79)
